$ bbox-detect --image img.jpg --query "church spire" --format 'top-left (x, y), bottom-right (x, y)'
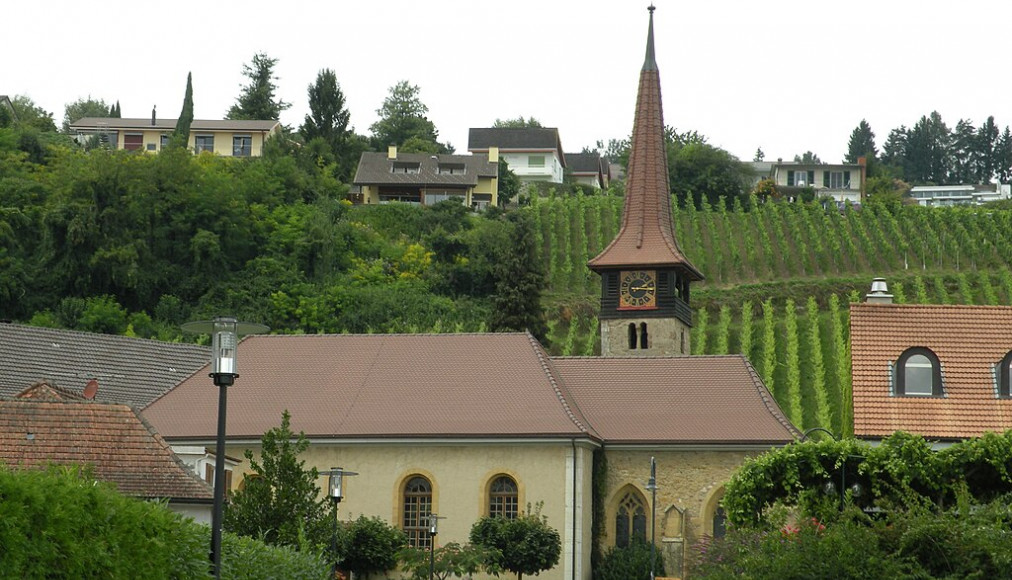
top-left (588, 5), bottom-right (702, 280)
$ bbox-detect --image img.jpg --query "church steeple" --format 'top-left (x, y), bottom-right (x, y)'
top-left (590, 6), bottom-right (702, 357)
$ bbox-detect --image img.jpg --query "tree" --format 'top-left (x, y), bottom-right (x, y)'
top-left (949, 118), bottom-right (977, 183)
top-left (10, 95), bottom-right (57, 132)
top-left (227, 52), bottom-right (291, 120)
top-left (62, 96), bottom-right (111, 133)
top-left (493, 116), bottom-right (542, 128)
top-left (108, 101), bottom-right (121, 118)
top-left (906, 111), bottom-right (951, 184)
top-left (223, 411), bottom-right (335, 553)
top-left (996, 127), bottom-right (1012, 184)
top-left (844, 120), bottom-right (876, 164)
top-left (399, 542), bottom-right (501, 580)
top-left (470, 504), bottom-right (562, 580)
top-left (793, 151), bottom-right (823, 164)
top-left (497, 158), bottom-right (522, 206)
top-left (488, 211), bottom-right (548, 342)
top-left (171, 72), bottom-right (194, 149)
top-left (299, 68), bottom-right (351, 174)
top-left (369, 81), bottom-right (447, 152)
top-left (753, 147), bottom-right (765, 162)
top-left (974, 115), bottom-right (1000, 183)
top-left (880, 125), bottom-right (909, 176)
top-left (340, 516), bottom-right (407, 578)
top-left (670, 142), bottom-right (754, 209)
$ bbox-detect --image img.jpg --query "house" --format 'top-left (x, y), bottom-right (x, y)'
top-left (766, 158), bottom-right (866, 203)
top-left (851, 278), bottom-right (1012, 442)
top-left (566, 152), bottom-right (607, 189)
top-left (468, 127), bottom-right (566, 184)
top-left (0, 382), bottom-right (214, 523)
top-left (68, 113), bottom-right (281, 156)
top-left (141, 10), bottom-right (799, 580)
top-left (0, 95), bottom-right (16, 123)
top-left (908, 183), bottom-right (1012, 207)
top-left (0, 321), bottom-right (209, 408)
top-left (352, 146), bottom-right (499, 209)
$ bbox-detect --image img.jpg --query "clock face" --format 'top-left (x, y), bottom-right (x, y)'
top-left (619, 270), bottom-right (657, 309)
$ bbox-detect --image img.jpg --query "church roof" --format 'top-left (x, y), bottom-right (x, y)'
top-left (141, 333), bottom-right (796, 446)
top-left (0, 322), bottom-right (210, 407)
top-left (144, 333), bottom-right (598, 441)
top-left (587, 7), bottom-right (702, 279)
top-left (551, 355), bottom-right (798, 445)
top-left (0, 389), bottom-right (213, 501)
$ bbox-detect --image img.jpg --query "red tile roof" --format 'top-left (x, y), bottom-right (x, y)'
top-left (0, 387), bottom-right (212, 501)
top-left (587, 11), bottom-right (701, 279)
top-left (851, 303), bottom-right (1012, 439)
top-left (142, 333), bottom-right (797, 446)
top-left (552, 355), bottom-right (798, 444)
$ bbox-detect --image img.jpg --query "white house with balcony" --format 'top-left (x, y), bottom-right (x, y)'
top-left (908, 184), bottom-right (1011, 206)
top-left (767, 159), bottom-right (866, 203)
top-left (468, 127), bottom-right (566, 184)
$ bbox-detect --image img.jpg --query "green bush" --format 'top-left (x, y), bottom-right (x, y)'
top-left (0, 465), bottom-right (328, 579)
top-left (592, 539), bottom-right (665, 580)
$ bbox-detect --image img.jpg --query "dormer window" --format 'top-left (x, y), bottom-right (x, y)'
top-left (996, 351), bottom-right (1012, 398)
top-left (437, 163), bottom-right (465, 175)
top-left (392, 162), bottom-right (420, 174)
top-left (895, 347), bottom-right (943, 396)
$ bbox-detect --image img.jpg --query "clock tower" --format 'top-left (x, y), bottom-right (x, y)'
top-left (588, 6), bottom-right (703, 356)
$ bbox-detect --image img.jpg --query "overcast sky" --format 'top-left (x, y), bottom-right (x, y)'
top-left (8, 1), bottom-right (1012, 163)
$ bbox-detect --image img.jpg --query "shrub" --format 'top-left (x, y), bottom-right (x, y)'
top-left (592, 539), bottom-right (665, 580)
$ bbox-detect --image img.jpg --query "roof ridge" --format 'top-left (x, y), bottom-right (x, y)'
top-left (525, 333), bottom-right (598, 439)
top-left (742, 358), bottom-right (801, 438)
top-left (133, 406), bottom-right (214, 498)
top-left (0, 322), bottom-right (207, 349)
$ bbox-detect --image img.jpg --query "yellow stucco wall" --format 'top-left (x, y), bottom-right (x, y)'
top-left (114, 127), bottom-right (274, 156)
top-left (226, 439), bottom-right (596, 580)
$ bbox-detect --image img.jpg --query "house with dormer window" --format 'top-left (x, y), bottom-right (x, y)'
top-left (352, 146), bottom-right (500, 209)
top-left (468, 127), bottom-right (566, 184)
top-left (851, 279), bottom-right (1012, 442)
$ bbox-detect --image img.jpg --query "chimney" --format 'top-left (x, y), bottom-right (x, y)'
top-left (388, 145), bottom-right (397, 159)
top-left (865, 277), bottom-right (893, 304)
top-left (83, 379), bottom-right (99, 400)
top-left (488, 146), bottom-right (499, 164)
top-left (151, 105), bottom-right (156, 126)
top-left (858, 156), bottom-right (867, 200)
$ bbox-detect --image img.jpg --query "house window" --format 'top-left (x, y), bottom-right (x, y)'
top-left (824, 171), bottom-right (851, 189)
top-left (123, 133), bottom-right (143, 151)
top-left (639, 323), bottom-right (649, 349)
top-left (528, 155), bottom-right (545, 168)
top-left (403, 476), bottom-right (433, 549)
top-left (392, 162), bottom-right (421, 174)
top-left (437, 163), bottom-right (465, 175)
top-left (787, 170), bottom-right (815, 187)
top-left (996, 351), bottom-right (1012, 398)
top-left (712, 506), bottom-right (727, 538)
top-left (160, 134), bottom-right (171, 149)
top-left (488, 475), bottom-right (519, 519)
top-left (615, 490), bottom-right (647, 548)
top-left (628, 323), bottom-right (638, 349)
top-left (895, 347), bottom-right (943, 396)
top-left (194, 135), bottom-right (214, 153)
top-left (233, 135), bottom-right (252, 157)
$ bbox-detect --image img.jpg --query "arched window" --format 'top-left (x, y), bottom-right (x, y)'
top-left (615, 490), bottom-right (648, 548)
top-left (895, 347), bottom-right (942, 396)
top-left (488, 475), bottom-right (519, 519)
top-left (628, 323), bottom-right (638, 349)
top-left (997, 351), bottom-right (1012, 398)
top-left (402, 476), bottom-right (432, 549)
top-left (712, 506), bottom-right (727, 538)
top-left (639, 323), bottom-right (649, 349)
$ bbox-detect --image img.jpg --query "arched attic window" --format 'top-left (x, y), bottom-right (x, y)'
top-left (996, 351), bottom-right (1012, 398)
top-left (895, 347), bottom-right (943, 397)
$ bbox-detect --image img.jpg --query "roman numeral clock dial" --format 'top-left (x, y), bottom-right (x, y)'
top-left (619, 270), bottom-right (657, 309)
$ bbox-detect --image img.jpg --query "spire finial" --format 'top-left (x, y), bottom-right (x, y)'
top-left (643, 4), bottom-right (657, 71)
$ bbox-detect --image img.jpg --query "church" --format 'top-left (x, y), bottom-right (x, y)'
top-left (143, 8), bottom-right (797, 579)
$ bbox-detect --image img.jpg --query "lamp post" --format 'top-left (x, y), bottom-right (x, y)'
top-left (798, 428), bottom-right (863, 511)
top-left (326, 467), bottom-right (358, 579)
top-left (428, 513), bottom-right (440, 580)
top-left (182, 316), bottom-right (268, 580)
top-left (646, 456), bottom-right (657, 580)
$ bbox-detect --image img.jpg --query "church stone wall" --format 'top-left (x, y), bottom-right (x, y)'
top-left (601, 317), bottom-right (691, 356)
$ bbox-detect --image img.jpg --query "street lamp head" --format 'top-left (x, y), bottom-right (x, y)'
top-left (429, 513), bottom-right (439, 535)
top-left (327, 467), bottom-right (358, 504)
top-left (182, 317), bottom-right (269, 386)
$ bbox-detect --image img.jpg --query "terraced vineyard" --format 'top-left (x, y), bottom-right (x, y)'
top-left (528, 192), bottom-right (1012, 435)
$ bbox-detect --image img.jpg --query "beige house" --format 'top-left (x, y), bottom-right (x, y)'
top-left (69, 115), bottom-right (281, 157)
top-left (768, 158), bottom-right (867, 203)
top-left (353, 146), bottom-right (500, 209)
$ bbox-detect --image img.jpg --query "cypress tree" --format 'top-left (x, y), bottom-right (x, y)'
top-left (171, 72), bottom-right (194, 149)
